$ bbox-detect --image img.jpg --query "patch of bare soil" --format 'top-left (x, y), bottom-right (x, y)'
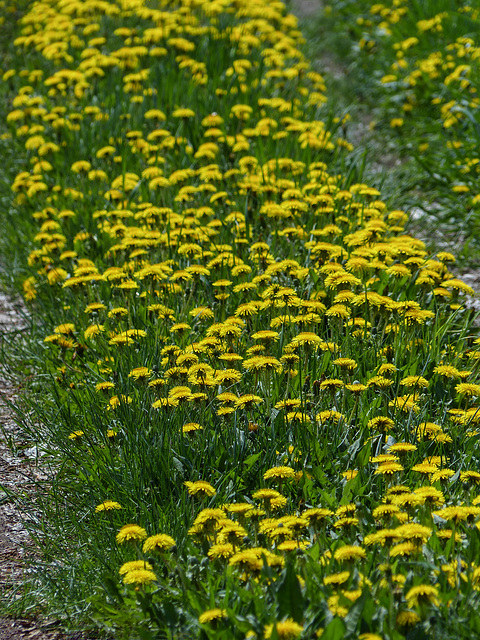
top-left (291, 0), bottom-right (320, 18)
top-left (0, 620), bottom-right (89, 640)
top-left (0, 292), bottom-right (96, 639)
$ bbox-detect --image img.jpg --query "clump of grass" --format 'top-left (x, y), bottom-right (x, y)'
top-left (0, 0), bottom-right (480, 638)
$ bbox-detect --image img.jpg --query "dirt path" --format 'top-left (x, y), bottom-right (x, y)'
top-left (291, 0), bottom-right (320, 17)
top-left (0, 293), bottom-right (94, 639)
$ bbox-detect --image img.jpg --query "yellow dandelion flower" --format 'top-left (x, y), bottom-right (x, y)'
top-left (406, 584), bottom-right (439, 608)
top-left (456, 383), bottom-right (480, 396)
top-left (368, 376), bottom-right (394, 389)
top-left (122, 569), bottom-right (157, 585)
top-left (389, 542), bottom-right (419, 557)
top-left (95, 381), bottom-right (115, 393)
top-left (395, 523), bottom-right (431, 543)
top-left (334, 517), bottom-right (359, 529)
top-left (396, 611), bottom-right (421, 627)
top-left (119, 560), bottom-right (153, 575)
top-left (68, 430), bottom-right (84, 440)
top-left (252, 488), bottom-right (283, 503)
top-left (85, 302), bottom-right (106, 314)
top-left (324, 571), bottom-right (350, 586)
top-left (433, 364), bottom-right (461, 379)
top-left (116, 524), bottom-right (147, 544)
top-left (367, 416), bottom-right (395, 432)
top-left (333, 357), bottom-right (357, 370)
top-left (302, 508), bottom-right (333, 525)
top-left (208, 543), bottom-right (235, 559)
top-left (54, 323), bottom-right (75, 335)
top-left (430, 469), bottom-right (455, 485)
top-left (229, 550), bottom-right (263, 572)
top-left (372, 504), bottom-right (401, 520)
top-left (192, 509), bottom-right (226, 529)
top-left (95, 501), bottom-right (122, 512)
top-left (264, 466), bottom-right (295, 481)
top-left (184, 480), bottom-right (216, 497)
top-left (129, 367), bottom-right (152, 380)
top-left (374, 462), bottom-right (404, 476)
top-left (142, 533), bottom-right (176, 553)
top-left (243, 356), bottom-right (283, 373)
top-left (319, 378), bottom-right (344, 391)
top-left (234, 394), bottom-right (263, 410)
top-left (290, 332), bottom-right (322, 347)
top-left (388, 442), bottom-right (417, 455)
top-left (251, 330), bottom-right (279, 342)
top-left (460, 470), bottom-right (480, 484)
top-left (182, 422), bottom-right (203, 435)
top-left (264, 619), bottom-right (303, 639)
top-left (172, 107), bottom-right (195, 119)
top-left (400, 375), bottom-right (429, 388)
top-left (334, 545), bottom-right (366, 562)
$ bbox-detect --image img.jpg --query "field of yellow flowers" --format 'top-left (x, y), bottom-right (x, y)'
top-left (1, 0), bottom-right (480, 638)
top-left (316, 0), bottom-right (480, 261)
